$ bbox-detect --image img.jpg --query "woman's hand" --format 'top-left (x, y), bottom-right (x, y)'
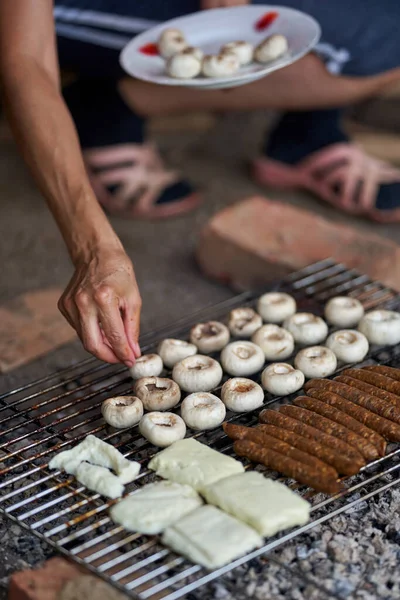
top-left (58, 248), bottom-right (142, 367)
top-left (201, 0), bottom-right (249, 9)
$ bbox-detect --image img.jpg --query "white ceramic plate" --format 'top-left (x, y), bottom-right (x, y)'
top-left (120, 5), bottom-right (320, 90)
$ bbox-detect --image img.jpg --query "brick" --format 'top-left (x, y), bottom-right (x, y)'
top-left (59, 575), bottom-right (126, 600)
top-left (8, 558), bottom-right (84, 600)
top-left (196, 196), bottom-right (400, 292)
top-left (0, 288), bottom-right (76, 373)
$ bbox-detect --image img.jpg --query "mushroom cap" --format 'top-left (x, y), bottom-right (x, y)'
top-left (101, 396), bottom-right (143, 429)
top-left (180, 46), bottom-right (204, 61)
top-left (326, 330), bottom-right (369, 364)
top-left (167, 52), bottom-right (201, 79)
top-left (134, 377), bottom-right (181, 411)
top-left (257, 292), bottom-right (296, 323)
top-left (255, 34), bottom-right (288, 63)
top-left (283, 313), bottom-right (328, 345)
top-left (158, 28), bottom-right (187, 58)
top-left (220, 341), bottom-right (265, 377)
top-left (221, 41), bottom-right (254, 65)
top-left (294, 346), bottom-right (337, 379)
top-left (189, 321), bottom-right (230, 354)
top-left (139, 412), bottom-right (186, 447)
top-left (157, 338), bottom-right (197, 369)
top-left (172, 354), bottom-right (223, 392)
top-left (202, 52), bottom-right (240, 77)
top-left (181, 392), bottom-right (226, 430)
top-left (221, 378), bottom-right (264, 412)
top-left (251, 324), bottom-right (294, 361)
top-left (358, 310), bottom-right (400, 345)
top-left (261, 363), bottom-right (305, 396)
top-left (228, 307), bottom-right (263, 337)
top-left (129, 354), bottom-right (163, 379)
top-left (324, 296), bottom-right (364, 328)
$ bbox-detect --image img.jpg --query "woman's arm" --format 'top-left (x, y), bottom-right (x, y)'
top-left (0, 0), bottom-right (141, 367)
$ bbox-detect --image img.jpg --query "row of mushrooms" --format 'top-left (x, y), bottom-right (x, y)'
top-left (101, 292), bottom-right (400, 447)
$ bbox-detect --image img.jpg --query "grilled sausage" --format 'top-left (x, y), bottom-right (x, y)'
top-left (257, 423), bottom-right (360, 475)
top-left (279, 405), bottom-right (378, 461)
top-left (233, 439), bottom-right (342, 494)
top-left (306, 387), bottom-right (400, 443)
top-left (293, 396), bottom-right (384, 457)
top-left (364, 365), bottom-right (400, 383)
top-left (306, 377), bottom-right (400, 425)
top-left (335, 375), bottom-right (400, 409)
top-left (223, 422), bottom-right (337, 477)
top-left (259, 409), bottom-right (365, 469)
top-left (341, 368), bottom-right (400, 396)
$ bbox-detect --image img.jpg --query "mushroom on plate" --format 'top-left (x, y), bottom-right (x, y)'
top-left (358, 310), bottom-right (400, 345)
top-left (326, 330), bottom-right (369, 363)
top-left (158, 28), bottom-right (188, 58)
top-left (257, 292), bottom-right (296, 323)
top-left (134, 377), bottom-right (181, 411)
top-left (189, 321), bottom-right (230, 354)
top-left (172, 355), bottom-right (223, 392)
top-left (130, 354), bottom-right (163, 379)
top-left (283, 313), bottom-right (328, 346)
top-left (255, 34), bottom-right (288, 63)
top-left (251, 324), bottom-right (294, 361)
top-left (167, 50), bottom-right (202, 79)
top-left (158, 339), bottom-right (197, 369)
top-left (101, 396), bottom-right (144, 429)
top-left (139, 412), bottom-right (186, 447)
top-left (221, 378), bottom-right (264, 412)
top-left (324, 296), bottom-right (364, 328)
top-left (221, 41), bottom-right (253, 65)
top-left (202, 51), bottom-right (240, 77)
top-left (228, 307), bottom-right (263, 338)
top-left (294, 346), bottom-right (337, 379)
top-left (261, 363), bottom-right (304, 396)
top-left (181, 392), bottom-right (226, 430)
top-left (221, 341), bottom-right (264, 377)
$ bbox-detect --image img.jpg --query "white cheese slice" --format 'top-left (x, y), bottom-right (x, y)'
top-left (162, 505), bottom-right (262, 569)
top-left (110, 481), bottom-right (202, 534)
top-left (75, 462), bottom-right (124, 499)
top-left (48, 435), bottom-right (140, 484)
top-left (202, 471), bottom-right (310, 537)
top-left (148, 438), bottom-right (244, 492)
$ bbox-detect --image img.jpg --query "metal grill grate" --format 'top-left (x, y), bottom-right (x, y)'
top-left (1, 259), bottom-right (399, 599)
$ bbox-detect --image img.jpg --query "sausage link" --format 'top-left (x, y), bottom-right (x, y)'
top-left (364, 365), bottom-right (400, 384)
top-left (293, 396), bottom-right (383, 457)
top-left (257, 423), bottom-right (359, 475)
top-left (308, 376), bottom-right (400, 425)
top-left (341, 368), bottom-right (400, 396)
top-left (279, 405), bottom-right (377, 461)
top-left (233, 440), bottom-right (342, 495)
top-left (223, 422), bottom-right (336, 477)
top-left (335, 375), bottom-right (400, 409)
top-left (259, 409), bottom-right (365, 469)
top-left (306, 386), bottom-right (400, 443)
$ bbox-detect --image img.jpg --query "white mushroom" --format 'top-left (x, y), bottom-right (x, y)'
top-left (180, 46), bottom-right (204, 61)
top-left (325, 296), bottom-right (364, 328)
top-left (251, 324), bottom-right (294, 361)
top-left (189, 321), bottom-right (230, 354)
top-left (220, 341), bottom-right (264, 377)
top-left (255, 34), bottom-right (288, 63)
top-left (257, 292), bottom-right (296, 323)
top-left (181, 393), bottom-right (226, 430)
top-left (228, 307), bottom-right (263, 338)
top-left (167, 51), bottom-right (201, 79)
top-left (221, 378), bottom-right (264, 412)
top-left (101, 396), bottom-right (143, 429)
top-left (134, 377), bottom-right (181, 411)
top-left (172, 355), bottom-right (223, 392)
top-left (158, 28), bottom-right (187, 59)
top-left (283, 313), bottom-right (328, 345)
top-left (261, 363), bottom-right (305, 396)
top-left (326, 330), bottom-right (369, 364)
top-left (202, 52), bottom-right (240, 78)
top-left (294, 346), bottom-right (337, 379)
top-left (221, 41), bottom-right (253, 65)
top-left (158, 339), bottom-right (197, 369)
top-left (129, 354), bottom-right (163, 379)
top-left (139, 412), bottom-right (186, 447)
top-left (358, 310), bottom-right (400, 345)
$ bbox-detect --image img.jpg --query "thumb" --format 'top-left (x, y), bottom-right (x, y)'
top-left (123, 297), bottom-right (142, 358)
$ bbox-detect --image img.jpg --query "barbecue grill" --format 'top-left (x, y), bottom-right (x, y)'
top-left (1, 258), bottom-right (399, 599)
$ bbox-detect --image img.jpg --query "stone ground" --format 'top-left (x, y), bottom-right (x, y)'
top-left (1, 109), bottom-right (400, 599)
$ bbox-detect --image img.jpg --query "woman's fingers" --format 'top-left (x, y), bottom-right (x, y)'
top-left (122, 294), bottom-right (142, 358)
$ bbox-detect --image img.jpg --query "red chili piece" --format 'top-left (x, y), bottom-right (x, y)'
top-left (139, 43), bottom-right (159, 56)
top-left (255, 11), bottom-right (279, 32)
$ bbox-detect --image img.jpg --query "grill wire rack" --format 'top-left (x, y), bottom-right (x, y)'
top-left (1, 258), bottom-right (399, 600)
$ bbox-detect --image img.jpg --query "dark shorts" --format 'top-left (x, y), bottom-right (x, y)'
top-left (55, 0), bottom-right (400, 79)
